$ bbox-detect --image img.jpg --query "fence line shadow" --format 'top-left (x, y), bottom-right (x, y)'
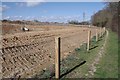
top-left (89, 45), bottom-right (98, 50)
top-left (60, 61), bottom-right (86, 79)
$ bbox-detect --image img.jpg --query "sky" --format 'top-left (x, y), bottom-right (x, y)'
top-left (1, 2), bottom-right (105, 23)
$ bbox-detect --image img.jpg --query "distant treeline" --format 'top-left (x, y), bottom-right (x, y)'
top-left (91, 2), bottom-right (119, 33)
top-left (68, 20), bottom-right (90, 25)
top-left (1, 20), bottom-right (66, 25)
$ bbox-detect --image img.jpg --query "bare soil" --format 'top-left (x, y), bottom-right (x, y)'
top-left (1, 23), bottom-right (101, 78)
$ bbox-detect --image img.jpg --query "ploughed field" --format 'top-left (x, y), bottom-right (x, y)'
top-left (1, 23), bottom-right (101, 78)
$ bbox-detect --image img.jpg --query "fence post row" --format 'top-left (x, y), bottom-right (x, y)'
top-left (87, 30), bottom-right (91, 51)
top-left (54, 28), bottom-right (105, 78)
top-left (55, 37), bottom-right (61, 79)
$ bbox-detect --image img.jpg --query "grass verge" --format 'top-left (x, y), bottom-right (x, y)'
top-left (94, 30), bottom-right (118, 78)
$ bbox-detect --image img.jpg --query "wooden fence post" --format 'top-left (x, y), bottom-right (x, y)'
top-left (87, 30), bottom-right (91, 51)
top-left (100, 28), bottom-right (102, 37)
top-left (102, 27), bottom-right (103, 36)
top-left (103, 27), bottom-right (106, 34)
top-left (55, 37), bottom-right (61, 79)
top-left (96, 29), bottom-right (98, 42)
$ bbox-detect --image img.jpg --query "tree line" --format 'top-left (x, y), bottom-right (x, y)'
top-left (91, 2), bottom-right (119, 33)
top-left (68, 20), bottom-right (90, 25)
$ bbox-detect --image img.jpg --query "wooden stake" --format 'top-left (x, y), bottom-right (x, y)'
top-left (55, 37), bottom-right (60, 79)
top-left (96, 29), bottom-right (98, 42)
top-left (102, 27), bottom-right (104, 36)
top-left (100, 28), bottom-right (102, 37)
top-left (103, 27), bottom-right (106, 34)
top-left (87, 30), bottom-right (91, 51)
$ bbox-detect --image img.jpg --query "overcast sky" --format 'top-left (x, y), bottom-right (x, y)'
top-left (2, 2), bottom-right (105, 22)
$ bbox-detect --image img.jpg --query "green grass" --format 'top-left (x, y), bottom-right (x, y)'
top-left (118, 39), bottom-right (120, 78)
top-left (94, 30), bottom-right (118, 78)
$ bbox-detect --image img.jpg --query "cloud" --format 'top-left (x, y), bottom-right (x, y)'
top-left (3, 15), bottom-right (82, 23)
top-left (35, 15), bottom-right (82, 22)
top-left (3, 16), bottom-right (25, 20)
top-left (16, 0), bottom-right (45, 7)
top-left (26, 0), bottom-right (45, 7)
top-left (26, 2), bottom-right (41, 7)
top-left (0, 5), bottom-right (10, 12)
top-left (3, 16), bottom-right (10, 19)
top-left (16, 2), bottom-right (25, 7)
top-left (2, 0), bottom-right (120, 2)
